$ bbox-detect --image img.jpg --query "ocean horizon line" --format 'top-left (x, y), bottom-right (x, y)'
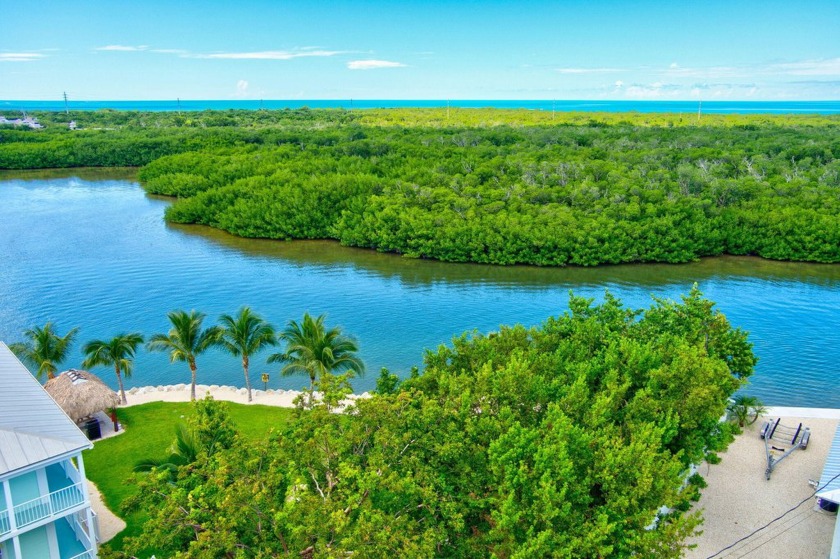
top-left (2, 99), bottom-right (840, 114)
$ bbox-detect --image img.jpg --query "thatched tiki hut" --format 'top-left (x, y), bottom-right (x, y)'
top-left (45, 369), bottom-right (120, 439)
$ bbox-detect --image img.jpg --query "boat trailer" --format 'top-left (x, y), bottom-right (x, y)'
top-left (759, 418), bottom-right (810, 480)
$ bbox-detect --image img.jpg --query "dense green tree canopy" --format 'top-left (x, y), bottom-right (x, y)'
top-left (140, 121), bottom-right (840, 266)
top-left (1, 108), bottom-right (838, 267)
top-left (120, 289), bottom-right (753, 558)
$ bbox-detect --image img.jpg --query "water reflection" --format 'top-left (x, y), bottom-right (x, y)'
top-left (1, 170), bottom-right (838, 406)
top-left (169, 223), bottom-right (840, 290)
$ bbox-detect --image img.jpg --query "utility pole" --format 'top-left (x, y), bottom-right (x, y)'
top-left (177, 97), bottom-right (182, 114)
top-left (63, 92), bottom-right (69, 115)
top-left (697, 100), bottom-right (702, 123)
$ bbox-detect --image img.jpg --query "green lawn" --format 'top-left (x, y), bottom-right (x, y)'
top-left (83, 400), bottom-right (295, 552)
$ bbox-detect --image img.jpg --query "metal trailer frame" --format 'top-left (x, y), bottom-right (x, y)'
top-left (759, 418), bottom-right (811, 480)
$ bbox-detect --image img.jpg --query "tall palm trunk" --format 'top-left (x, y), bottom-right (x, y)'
top-left (115, 363), bottom-right (127, 404)
top-left (189, 359), bottom-right (197, 401)
top-left (309, 371), bottom-right (317, 407)
top-left (243, 355), bottom-right (252, 402)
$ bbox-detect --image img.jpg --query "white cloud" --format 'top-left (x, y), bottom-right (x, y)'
top-left (347, 59), bottom-right (407, 70)
top-left (199, 49), bottom-right (344, 60)
top-left (0, 53), bottom-right (45, 62)
top-left (91, 46), bottom-right (350, 60)
top-left (664, 65), bottom-right (743, 79)
top-left (96, 45), bottom-right (148, 52)
top-left (556, 67), bottom-right (620, 74)
top-left (662, 58), bottom-right (840, 79)
top-left (614, 80), bottom-right (624, 88)
top-left (772, 58), bottom-right (840, 76)
top-left (151, 48), bottom-right (189, 55)
top-left (624, 83), bottom-right (665, 99)
top-left (618, 81), bottom-right (764, 100)
top-left (236, 80), bottom-right (249, 97)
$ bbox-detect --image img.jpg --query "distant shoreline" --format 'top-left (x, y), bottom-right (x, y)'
top-left (2, 99), bottom-right (840, 114)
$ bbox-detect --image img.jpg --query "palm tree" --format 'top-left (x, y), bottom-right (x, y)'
top-left (268, 313), bottom-right (364, 401)
top-left (217, 307), bottom-right (276, 402)
top-left (133, 423), bottom-right (200, 478)
top-left (147, 310), bottom-right (222, 401)
top-left (727, 395), bottom-right (767, 428)
top-left (82, 333), bottom-right (144, 405)
top-left (9, 322), bottom-right (79, 380)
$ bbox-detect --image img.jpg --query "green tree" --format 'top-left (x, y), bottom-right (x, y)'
top-left (217, 307), bottom-right (276, 402)
top-left (133, 423), bottom-right (201, 477)
top-left (147, 310), bottom-right (222, 401)
top-left (133, 396), bottom-right (237, 478)
top-left (9, 322), bottom-right (79, 380)
top-left (268, 313), bottom-right (364, 404)
top-left (121, 290), bottom-right (754, 559)
top-left (82, 332), bottom-right (144, 404)
top-left (374, 367), bottom-right (401, 395)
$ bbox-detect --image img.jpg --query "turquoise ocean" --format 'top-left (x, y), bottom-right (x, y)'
top-left (2, 99), bottom-right (840, 114)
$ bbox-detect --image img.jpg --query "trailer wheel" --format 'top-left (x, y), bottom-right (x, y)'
top-left (760, 420), bottom-right (771, 439)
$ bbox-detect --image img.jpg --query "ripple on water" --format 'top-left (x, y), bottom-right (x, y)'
top-left (2, 174), bottom-right (840, 403)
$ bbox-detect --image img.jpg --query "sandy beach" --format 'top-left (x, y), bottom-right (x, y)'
top-left (121, 383), bottom-right (371, 408)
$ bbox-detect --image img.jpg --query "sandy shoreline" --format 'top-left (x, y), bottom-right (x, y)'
top-left (120, 383), bottom-right (371, 408)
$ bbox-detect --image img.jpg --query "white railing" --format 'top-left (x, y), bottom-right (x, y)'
top-left (60, 458), bottom-right (82, 484)
top-left (71, 511), bottom-right (93, 548)
top-left (92, 509), bottom-right (100, 542)
top-left (0, 508), bottom-right (9, 536)
top-left (12, 482), bottom-right (85, 529)
top-left (66, 551), bottom-right (94, 559)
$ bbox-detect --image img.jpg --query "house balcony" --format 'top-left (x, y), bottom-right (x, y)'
top-left (56, 511), bottom-right (97, 559)
top-left (0, 507), bottom-right (96, 559)
top-left (11, 481), bottom-right (86, 531)
top-left (1, 458), bottom-right (86, 538)
top-left (0, 508), bottom-right (9, 536)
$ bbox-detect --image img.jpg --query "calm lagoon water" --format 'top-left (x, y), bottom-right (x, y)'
top-left (1, 170), bottom-right (839, 405)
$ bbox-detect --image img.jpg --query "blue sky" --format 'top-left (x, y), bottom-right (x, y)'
top-left (2, 0), bottom-right (839, 100)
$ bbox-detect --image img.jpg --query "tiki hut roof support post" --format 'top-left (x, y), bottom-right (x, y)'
top-left (44, 369), bottom-right (120, 424)
top-left (108, 407), bottom-right (120, 432)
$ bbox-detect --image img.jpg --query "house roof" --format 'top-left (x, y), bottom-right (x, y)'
top-left (817, 424), bottom-right (840, 504)
top-left (45, 369), bottom-right (120, 422)
top-left (0, 342), bottom-right (91, 477)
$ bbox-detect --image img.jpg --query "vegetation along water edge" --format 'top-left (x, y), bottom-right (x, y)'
top-left (1, 108), bottom-right (839, 267)
top-left (87, 289), bottom-right (756, 558)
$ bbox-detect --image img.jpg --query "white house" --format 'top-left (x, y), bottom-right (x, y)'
top-left (0, 342), bottom-right (98, 559)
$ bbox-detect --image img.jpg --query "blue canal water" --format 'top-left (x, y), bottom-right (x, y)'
top-left (1, 171), bottom-right (839, 405)
top-left (2, 99), bottom-right (840, 114)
